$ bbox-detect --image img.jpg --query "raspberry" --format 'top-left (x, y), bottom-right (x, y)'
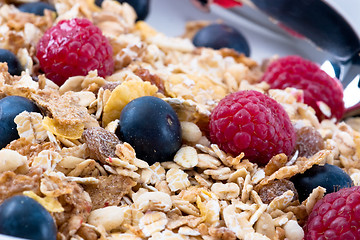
top-left (36, 18), bottom-right (114, 86)
top-left (305, 186), bottom-right (360, 240)
top-left (209, 90), bottom-right (296, 165)
top-left (262, 55), bottom-right (344, 121)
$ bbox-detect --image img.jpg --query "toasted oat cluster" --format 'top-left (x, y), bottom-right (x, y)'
top-left (1, 0), bottom-right (360, 240)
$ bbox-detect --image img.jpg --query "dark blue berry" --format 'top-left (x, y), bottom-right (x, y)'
top-left (95, 0), bottom-right (150, 21)
top-left (18, 2), bottom-right (56, 16)
top-left (0, 96), bottom-right (41, 149)
top-left (290, 163), bottom-right (353, 202)
top-left (193, 23), bottom-right (250, 56)
top-left (0, 49), bottom-right (23, 76)
top-left (0, 195), bottom-right (57, 240)
top-left (116, 96), bottom-right (182, 165)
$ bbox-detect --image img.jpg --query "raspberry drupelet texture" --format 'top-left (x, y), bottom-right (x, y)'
top-left (209, 90), bottom-right (296, 165)
top-left (36, 18), bottom-right (114, 86)
top-left (305, 186), bottom-right (360, 240)
top-left (262, 55), bottom-right (344, 121)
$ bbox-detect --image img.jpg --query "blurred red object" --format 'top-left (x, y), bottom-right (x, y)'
top-left (190, 0), bottom-right (242, 11)
top-left (213, 0), bottom-right (242, 8)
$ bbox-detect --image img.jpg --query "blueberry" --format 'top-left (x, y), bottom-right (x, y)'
top-left (193, 23), bottom-right (250, 56)
top-left (290, 163), bottom-right (353, 202)
top-left (18, 2), bottom-right (56, 16)
top-left (116, 96), bottom-right (182, 165)
top-left (0, 96), bottom-right (41, 149)
top-left (0, 195), bottom-right (57, 240)
top-left (0, 49), bottom-right (23, 76)
top-left (95, 0), bottom-right (150, 21)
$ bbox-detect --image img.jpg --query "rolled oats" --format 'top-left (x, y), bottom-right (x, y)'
top-left (211, 183), bottom-right (240, 200)
top-left (254, 212), bottom-right (276, 239)
top-left (0, 149), bottom-right (28, 174)
top-left (304, 186), bottom-right (326, 214)
top-left (134, 191), bottom-right (172, 212)
top-left (196, 153), bottom-right (221, 169)
top-left (88, 206), bottom-right (128, 231)
top-left (172, 197), bottom-right (200, 216)
top-left (14, 111), bottom-right (48, 143)
top-left (166, 168), bottom-right (191, 192)
top-left (174, 146), bottom-right (198, 169)
top-left (139, 211), bottom-right (168, 237)
top-left (267, 190), bottom-right (295, 213)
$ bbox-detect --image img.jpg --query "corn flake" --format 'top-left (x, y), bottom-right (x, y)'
top-left (42, 116), bottom-right (84, 140)
top-left (102, 80), bottom-right (158, 126)
top-left (23, 190), bottom-right (64, 213)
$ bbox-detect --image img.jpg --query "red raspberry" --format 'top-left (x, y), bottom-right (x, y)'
top-left (262, 55), bottom-right (344, 121)
top-left (209, 90), bottom-right (296, 165)
top-left (305, 186), bottom-right (360, 240)
top-left (36, 18), bottom-right (114, 86)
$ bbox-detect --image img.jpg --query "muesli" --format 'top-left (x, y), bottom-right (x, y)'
top-left (0, 1), bottom-right (359, 240)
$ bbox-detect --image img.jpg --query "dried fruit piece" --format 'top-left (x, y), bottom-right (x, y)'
top-left (82, 127), bottom-right (122, 164)
top-left (102, 80), bottom-right (158, 126)
top-left (257, 179), bottom-right (298, 204)
top-left (295, 126), bottom-right (324, 157)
